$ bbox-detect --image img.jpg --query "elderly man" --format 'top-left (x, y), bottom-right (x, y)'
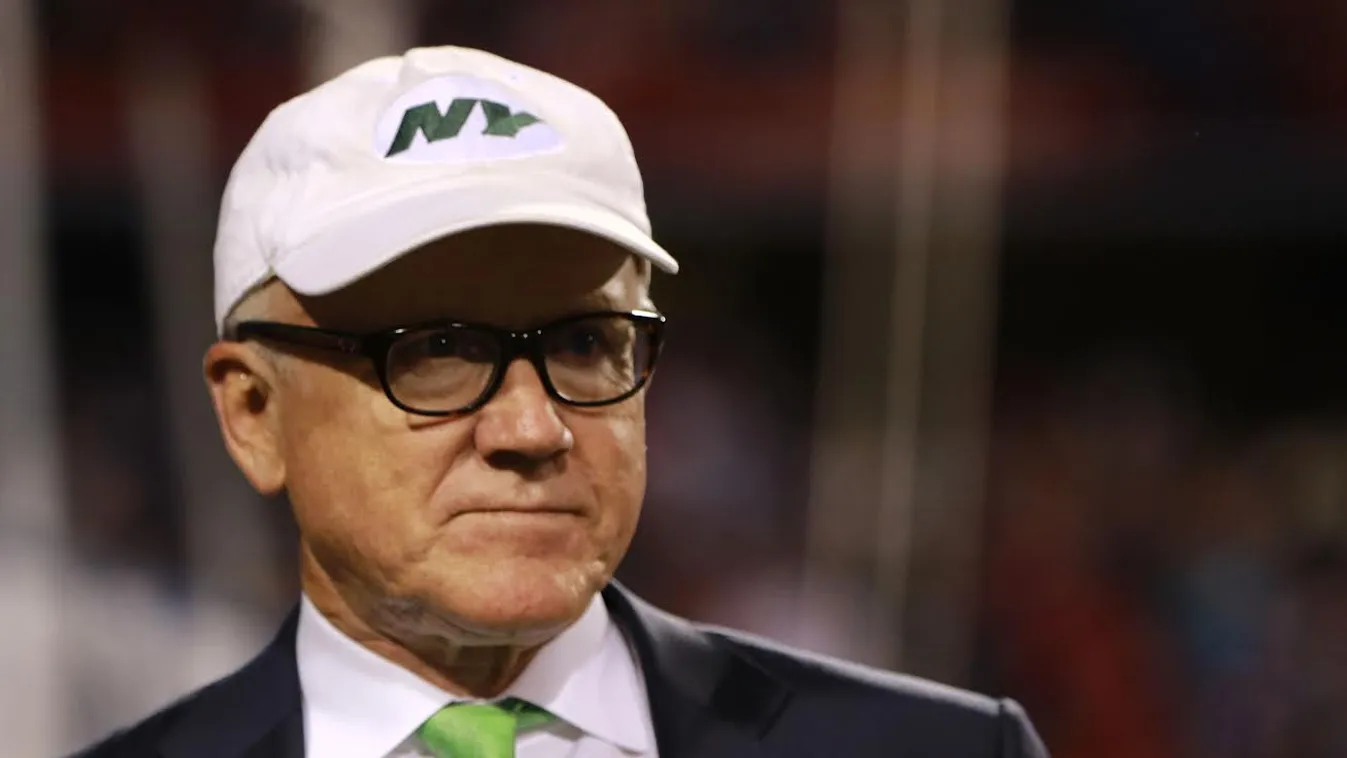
top-left (77, 46), bottom-right (1047, 758)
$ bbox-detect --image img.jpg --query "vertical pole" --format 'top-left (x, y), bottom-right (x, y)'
top-left (805, 0), bottom-right (908, 668)
top-left (806, 0), bottom-right (1007, 681)
top-left (893, 0), bottom-right (1006, 684)
top-left (300, 0), bottom-right (416, 84)
top-left (0, 0), bottom-right (69, 753)
top-left (124, 48), bottom-right (281, 620)
top-left (871, 0), bottom-right (945, 673)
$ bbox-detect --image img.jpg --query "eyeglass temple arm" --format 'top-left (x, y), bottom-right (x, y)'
top-left (231, 322), bottom-right (365, 355)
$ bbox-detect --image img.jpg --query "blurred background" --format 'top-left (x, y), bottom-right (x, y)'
top-left (2, 0), bottom-right (1347, 756)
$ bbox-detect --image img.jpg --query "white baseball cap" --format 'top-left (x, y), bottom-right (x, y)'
top-left (212, 45), bottom-right (679, 333)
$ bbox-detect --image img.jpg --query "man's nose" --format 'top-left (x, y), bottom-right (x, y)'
top-left (472, 359), bottom-right (573, 468)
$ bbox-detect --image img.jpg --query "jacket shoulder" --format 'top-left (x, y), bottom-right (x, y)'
top-left (67, 692), bottom-right (200, 758)
top-left (69, 608), bottom-right (302, 758)
top-left (703, 625), bottom-right (1049, 757)
top-left (709, 624), bottom-right (997, 709)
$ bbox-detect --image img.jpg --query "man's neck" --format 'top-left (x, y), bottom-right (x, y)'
top-left (299, 548), bottom-right (543, 698)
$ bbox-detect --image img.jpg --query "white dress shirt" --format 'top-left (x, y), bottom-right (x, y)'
top-left (296, 593), bottom-right (658, 758)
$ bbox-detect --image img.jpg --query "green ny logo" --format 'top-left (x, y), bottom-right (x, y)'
top-left (385, 98), bottom-right (543, 157)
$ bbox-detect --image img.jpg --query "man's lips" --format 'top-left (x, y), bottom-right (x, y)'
top-left (454, 504), bottom-right (584, 517)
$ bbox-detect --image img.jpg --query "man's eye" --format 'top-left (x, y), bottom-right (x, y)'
top-left (547, 320), bottom-right (624, 362)
top-left (560, 326), bottom-right (606, 357)
top-left (411, 330), bottom-right (495, 362)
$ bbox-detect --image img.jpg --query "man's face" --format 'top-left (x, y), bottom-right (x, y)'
top-left (242, 226), bottom-right (650, 644)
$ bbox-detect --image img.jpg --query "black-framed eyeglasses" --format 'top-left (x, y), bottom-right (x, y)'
top-left (227, 310), bottom-right (666, 417)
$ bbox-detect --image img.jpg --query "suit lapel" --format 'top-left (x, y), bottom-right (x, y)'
top-left (158, 609), bottom-right (304, 758)
top-left (602, 583), bottom-right (792, 758)
top-left (240, 709), bottom-right (304, 758)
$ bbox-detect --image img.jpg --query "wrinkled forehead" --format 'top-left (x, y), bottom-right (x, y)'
top-left (294, 224), bottom-right (644, 332)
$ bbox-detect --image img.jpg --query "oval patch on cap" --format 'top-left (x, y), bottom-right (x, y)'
top-left (373, 75), bottom-right (564, 164)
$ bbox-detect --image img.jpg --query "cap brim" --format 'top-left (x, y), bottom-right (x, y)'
top-left (270, 176), bottom-right (678, 298)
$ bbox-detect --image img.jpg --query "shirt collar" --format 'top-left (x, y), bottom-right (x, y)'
top-left (510, 594), bottom-right (652, 753)
top-left (296, 593), bottom-right (651, 758)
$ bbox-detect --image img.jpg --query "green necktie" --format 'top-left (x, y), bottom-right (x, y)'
top-left (417, 697), bottom-right (558, 758)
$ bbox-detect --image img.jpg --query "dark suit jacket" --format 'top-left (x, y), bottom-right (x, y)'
top-left (74, 583), bottom-right (1048, 757)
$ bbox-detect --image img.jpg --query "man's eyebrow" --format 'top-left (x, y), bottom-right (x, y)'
top-left (573, 291), bottom-right (622, 311)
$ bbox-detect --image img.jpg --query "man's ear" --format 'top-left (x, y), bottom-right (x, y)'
top-left (204, 341), bottom-right (286, 495)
